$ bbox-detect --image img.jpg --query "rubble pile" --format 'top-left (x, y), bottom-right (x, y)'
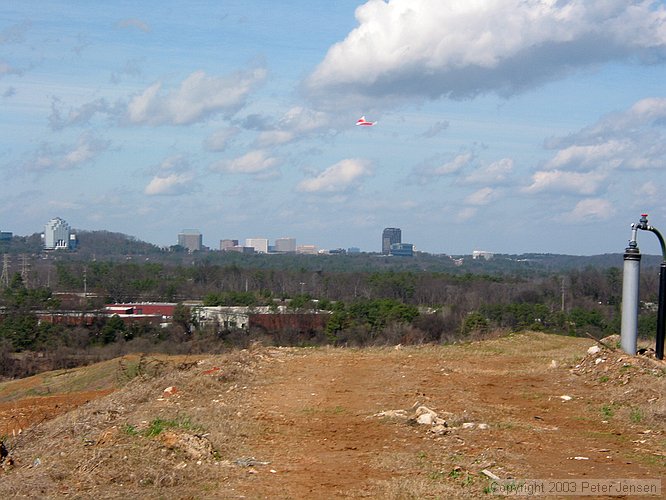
top-left (373, 402), bottom-right (489, 437)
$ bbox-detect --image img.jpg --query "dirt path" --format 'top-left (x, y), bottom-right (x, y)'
top-left (228, 336), bottom-right (665, 498)
top-left (1, 333), bottom-right (664, 498)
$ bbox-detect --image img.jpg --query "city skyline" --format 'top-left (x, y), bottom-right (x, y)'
top-left (3, 2), bottom-right (666, 256)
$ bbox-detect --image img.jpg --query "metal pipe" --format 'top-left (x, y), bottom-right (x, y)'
top-left (657, 263), bottom-right (666, 360)
top-left (633, 213), bottom-right (666, 359)
top-left (621, 243), bottom-right (641, 355)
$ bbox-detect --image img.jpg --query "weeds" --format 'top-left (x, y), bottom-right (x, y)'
top-left (144, 416), bottom-right (201, 437)
top-left (121, 423), bottom-right (139, 436)
top-left (601, 405), bottom-right (614, 419)
top-left (629, 407), bottom-right (644, 424)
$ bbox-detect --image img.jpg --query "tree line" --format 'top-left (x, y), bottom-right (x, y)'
top-left (0, 256), bottom-right (662, 378)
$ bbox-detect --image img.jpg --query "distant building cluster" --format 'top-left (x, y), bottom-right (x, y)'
top-left (472, 250), bottom-right (494, 260)
top-left (3, 217), bottom-right (497, 260)
top-left (382, 227), bottom-right (414, 257)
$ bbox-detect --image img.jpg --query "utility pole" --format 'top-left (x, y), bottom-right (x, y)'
top-left (20, 254), bottom-right (29, 287)
top-left (0, 254), bottom-right (9, 288)
top-left (560, 277), bottom-right (566, 312)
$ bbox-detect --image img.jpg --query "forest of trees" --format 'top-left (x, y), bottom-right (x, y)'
top-left (0, 231), bottom-right (663, 378)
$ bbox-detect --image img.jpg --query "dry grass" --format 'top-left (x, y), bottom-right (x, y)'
top-left (0, 349), bottom-right (263, 498)
top-left (1, 333), bottom-right (664, 498)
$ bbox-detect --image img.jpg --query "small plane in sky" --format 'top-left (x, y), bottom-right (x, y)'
top-left (356, 116), bottom-right (376, 126)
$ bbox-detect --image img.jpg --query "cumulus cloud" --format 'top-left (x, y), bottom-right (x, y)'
top-left (419, 120), bottom-right (449, 138)
top-left (25, 134), bottom-right (110, 171)
top-left (528, 96), bottom-right (666, 196)
top-left (203, 127), bottom-right (240, 151)
top-left (524, 169), bottom-right (608, 195)
top-left (49, 97), bottom-right (114, 130)
top-left (561, 198), bottom-right (616, 222)
top-left (411, 152), bottom-right (474, 184)
top-left (110, 58), bottom-right (143, 84)
top-left (465, 187), bottom-right (496, 206)
top-left (127, 67), bottom-right (267, 125)
top-left (306, 0), bottom-right (666, 103)
top-left (212, 150), bottom-right (279, 174)
top-left (144, 172), bottom-right (194, 195)
top-left (298, 158), bottom-right (371, 192)
top-left (543, 97), bottom-right (666, 171)
top-left (144, 155), bottom-right (196, 196)
top-left (464, 158), bottom-right (513, 184)
top-left (256, 106), bottom-right (331, 146)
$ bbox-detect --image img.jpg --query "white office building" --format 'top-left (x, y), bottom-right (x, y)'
top-left (43, 217), bottom-right (75, 250)
top-left (245, 238), bottom-right (268, 253)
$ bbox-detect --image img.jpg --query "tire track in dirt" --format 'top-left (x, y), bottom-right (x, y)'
top-left (232, 342), bottom-right (664, 498)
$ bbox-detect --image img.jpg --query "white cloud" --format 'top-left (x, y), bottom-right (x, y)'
top-left (635, 181), bottom-right (660, 204)
top-left (410, 152), bottom-right (474, 184)
top-left (49, 97), bottom-right (113, 130)
top-left (212, 150), bottom-right (279, 174)
top-left (465, 187), bottom-right (496, 206)
top-left (464, 158), bottom-right (513, 184)
top-left (561, 198), bottom-right (616, 222)
top-left (144, 172), bottom-right (194, 196)
top-left (26, 134), bottom-right (110, 171)
top-left (543, 97), bottom-right (666, 172)
top-left (524, 169), bottom-right (608, 195)
top-left (298, 159), bottom-right (372, 192)
top-left (527, 96), bottom-right (666, 200)
top-left (127, 67), bottom-right (267, 125)
top-left (203, 127), bottom-right (240, 151)
top-left (256, 106), bottom-right (331, 146)
top-left (434, 153), bottom-right (473, 175)
top-left (307, 0), bottom-right (666, 102)
top-left (419, 120), bottom-right (449, 138)
top-left (456, 206), bottom-right (478, 219)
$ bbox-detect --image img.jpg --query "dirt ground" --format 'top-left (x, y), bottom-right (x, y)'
top-left (0, 332), bottom-right (664, 498)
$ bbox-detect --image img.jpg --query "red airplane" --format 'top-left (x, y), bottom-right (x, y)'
top-left (356, 116), bottom-right (376, 126)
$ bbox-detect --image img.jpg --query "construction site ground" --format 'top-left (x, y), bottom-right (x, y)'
top-left (0, 332), bottom-right (664, 498)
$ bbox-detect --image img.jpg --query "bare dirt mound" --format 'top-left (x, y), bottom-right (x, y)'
top-left (0, 333), bottom-right (664, 498)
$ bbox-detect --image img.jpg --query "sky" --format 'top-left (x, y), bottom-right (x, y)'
top-left (3, 0), bottom-right (666, 256)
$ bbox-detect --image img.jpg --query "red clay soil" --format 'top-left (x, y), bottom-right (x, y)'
top-left (227, 342), bottom-right (665, 498)
top-left (0, 333), bottom-right (664, 498)
top-left (0, 390), bottom-right (114, 437)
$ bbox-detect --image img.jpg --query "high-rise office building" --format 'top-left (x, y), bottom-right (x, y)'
top-left (275, 237), bottom-right (296, 253)
top-left (382, 227), bottom-right (401, 255)
top-left (245, 238), bottom-right (268, 253)
top-left (220, 239), bottom-right (239, 251)
top-left (43, 217), bottom-right (76, 250)
top-left (178, 229), bottom-right (202, 253)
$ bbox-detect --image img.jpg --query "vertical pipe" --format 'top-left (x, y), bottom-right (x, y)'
top-left (621, 246), bottom-right (641, 355)
top-left (656, 263), bottom-right (666, 360)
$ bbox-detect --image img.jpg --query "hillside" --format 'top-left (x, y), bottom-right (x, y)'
top-left (0, 333), bottom-right (664, 498)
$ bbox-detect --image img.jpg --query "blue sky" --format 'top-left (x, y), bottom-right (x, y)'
top-left (3, 0), bottom-right (666, 255)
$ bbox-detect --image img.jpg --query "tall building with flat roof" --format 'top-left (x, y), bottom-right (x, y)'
top-left (275, 237), bottom-right (296, 253)
top-left (382, 227), bottom-right (401, 255)
top-left (43, 217), bottom-right (76, 250)
top-left (178, 229), bottom-right (202, 253)
top-left (220, 239), bottom-right (239, 251)
top-left (245, 238), bottom-right (268, 253)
